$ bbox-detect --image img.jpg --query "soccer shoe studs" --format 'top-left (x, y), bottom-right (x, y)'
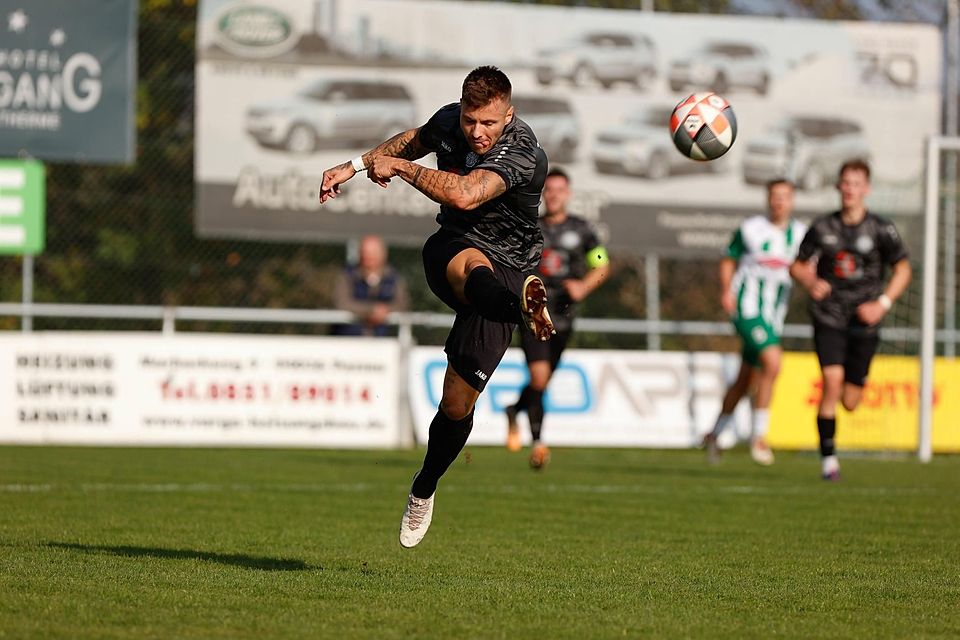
top-left (521, 275), bottom-right (556, 342)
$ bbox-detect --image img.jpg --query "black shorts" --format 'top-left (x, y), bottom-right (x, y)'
top-left (813, 323), bottom-right (880, 387)
top-left (422, 229), bottom-right (525, 392)
top-left (521, 323), bottom-right (572, 370)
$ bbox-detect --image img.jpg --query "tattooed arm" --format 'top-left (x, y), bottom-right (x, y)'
top-left (319, 128), bottom-right (430, 203)
top-left (367, 156), bottom-right (506, 211)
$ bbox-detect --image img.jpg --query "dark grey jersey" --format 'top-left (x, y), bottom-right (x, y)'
top-left (796, 211), bottom-right (908, 329)
top-left (537, 215), bottom-right (603, 330)
top-left (418, 103), bottom-right (548, 272)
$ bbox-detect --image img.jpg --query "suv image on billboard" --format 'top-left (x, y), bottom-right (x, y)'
top-left (592, 106), bottom-right (725, 179)
top-left (669, 41), bottom-right (771, 95)
top-left (534, 32), bottom-right (658, 90)
top-left (742, 116), bottom-right (871, 190)
top-left (512, 95), bottom-right (580, 163)
top-left (245, 79), bottom-right (416, 154)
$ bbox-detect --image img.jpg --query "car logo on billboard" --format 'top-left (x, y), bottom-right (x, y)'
top-left (215, 3), bottom-right (298, 59)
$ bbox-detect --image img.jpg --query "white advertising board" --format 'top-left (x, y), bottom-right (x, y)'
top-left (0, 333), bottom-right (401, 447)
top-left (408, 346), bottom-right (750, 448)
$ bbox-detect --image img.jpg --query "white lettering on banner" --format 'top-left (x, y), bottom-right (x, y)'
top-left (230, 166), bottom-right (439, 217)
top-left (0, 334), bottom-right (402, 448)
top-left (0, 47), bottom-right (103, 131)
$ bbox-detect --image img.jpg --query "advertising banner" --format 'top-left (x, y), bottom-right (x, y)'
top-left (407, 346), bottom-right (748, 448)
top-left (768, 353), bottom-right (960, 453)
top-left (0, 0), bottom-right (137, 163)
top-left (0, 159), bottom-right (44, 255)
top-left (0, 333), bottom-right (402, 448)
top-left (196, 0), bottom-right (940, 254)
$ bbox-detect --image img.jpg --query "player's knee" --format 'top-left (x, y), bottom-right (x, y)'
top-left (439, 396), bottom-right (475, 421)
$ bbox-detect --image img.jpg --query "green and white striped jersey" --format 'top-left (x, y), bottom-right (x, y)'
top-left (726, 215), bottom-right (807, 332)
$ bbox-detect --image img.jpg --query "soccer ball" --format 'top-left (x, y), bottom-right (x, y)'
top-left (669, 92), bottom-right (737, 161)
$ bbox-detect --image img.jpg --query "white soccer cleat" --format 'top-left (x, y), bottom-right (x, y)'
top-left (701, 433), bottom-right (720, 465)
top-left (750, 438), bottom-right (775, 466)
top-left (399, 476), bottom-right (435, 548)
top-left (821, 455), bottom-right (840, 481)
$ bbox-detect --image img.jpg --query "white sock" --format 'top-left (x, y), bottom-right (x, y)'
top-left (752, 408), bottom-right (770, 440)
top-left (711, 413), bottom-right (733, 437)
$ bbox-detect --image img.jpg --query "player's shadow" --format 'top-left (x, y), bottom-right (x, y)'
top-left (45, 542), bottom-right (313, 571)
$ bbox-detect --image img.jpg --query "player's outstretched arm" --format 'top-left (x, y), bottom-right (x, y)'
top-left (367, 157), bottom-right (506, 211)
top-left (719, 257), bottom-right (736, 314)
top-left (319, 128), bottom-right (430, 203)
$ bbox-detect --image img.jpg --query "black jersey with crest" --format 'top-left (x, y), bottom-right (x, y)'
top-left (537, 215), bottom-right (602, 331)
top-left (418, 103), bottom-right (548, 272)
top-left (796, 211), bottom-right (908, 329)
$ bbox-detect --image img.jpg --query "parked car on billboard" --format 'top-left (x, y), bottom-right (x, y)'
top-left (534, 32), bottom-right (658, 90)
top-left (742, 116), bottom-right (871, 190)
top-left (592, 106), bottom-right (725, 179)
top-left (512, 95), bottom-right (580, 163)
top-left (669, 41), bottom-right (772, 95)
top-left (245, 79), bottom-right (416, 154)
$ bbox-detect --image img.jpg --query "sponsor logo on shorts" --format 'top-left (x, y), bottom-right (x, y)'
top-left (474, 369), bottom-right (488, 381)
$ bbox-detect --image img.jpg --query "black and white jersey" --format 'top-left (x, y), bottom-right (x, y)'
top-left (536, 215), bottom-right (603, 330)
top-left (418, 103), bottom-right (548, 272)
top-left (796, 211), bottom-right (909, 329)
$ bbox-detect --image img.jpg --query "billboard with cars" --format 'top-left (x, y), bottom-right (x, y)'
top-left (196, 0), bottom-right (940, 255)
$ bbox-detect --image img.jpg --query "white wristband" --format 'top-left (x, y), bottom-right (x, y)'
top-left (878, 294), bottom-right (892, 311)
top-left (351, 156), bottom-right (366, 173)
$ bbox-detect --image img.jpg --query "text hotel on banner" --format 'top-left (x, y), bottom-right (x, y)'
top-left (0, 333), bottom-right (402, 448)
top-left (0, 0), bottom-right (137, 163)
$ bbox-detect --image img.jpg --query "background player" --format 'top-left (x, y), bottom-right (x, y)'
top-left (703, 179), bottom-right (806, 466)
top-left (504, 168), bottom-right (609, 469)
top-left (789, 160), bottom-right (911, 480)
top-left (319, 66), bottom-right (553, 547)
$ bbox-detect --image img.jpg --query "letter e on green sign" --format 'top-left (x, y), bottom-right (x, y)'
top-left (0, 160), bottom-right (45, 255)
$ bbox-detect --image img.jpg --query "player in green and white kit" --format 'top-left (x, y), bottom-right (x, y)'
top-left (703, 179), bottom-right (806, 465)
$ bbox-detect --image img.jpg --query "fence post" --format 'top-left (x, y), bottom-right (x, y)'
top-left (646, 254), bottom-right (661, 351)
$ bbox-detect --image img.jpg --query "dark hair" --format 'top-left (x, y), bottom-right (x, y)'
top-left (546, 168), bottom-right (570, 185)
top-left (766, 178), bottom-right (794, 191)
top-left (461, 65), bottom-right (512, 108)
top-left (838, 158), bottom-right (871, 181)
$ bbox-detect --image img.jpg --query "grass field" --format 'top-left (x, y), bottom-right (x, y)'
top-left (0, 445), bottom-right (958, 639)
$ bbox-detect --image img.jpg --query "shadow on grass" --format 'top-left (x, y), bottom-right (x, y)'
top-left (45, 542), bottom-right (314, 571)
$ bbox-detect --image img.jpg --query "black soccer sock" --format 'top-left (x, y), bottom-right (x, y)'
top-left (817, 415), bottom-right (837, 457)
top-left (411, 406), bottom-right (475, 499)
top-left (527, 388), bottom-right (545, 442)
top-left (463, 267), bottom-right (520, 323)
top-left (511, 384), bottom-right (534, 416)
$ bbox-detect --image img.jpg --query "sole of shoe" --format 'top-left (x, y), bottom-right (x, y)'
top-left (520, 275), bottom-right (556, 342)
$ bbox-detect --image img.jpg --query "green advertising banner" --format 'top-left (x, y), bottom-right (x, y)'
top-left (0, 159), bottom-right (45, 255)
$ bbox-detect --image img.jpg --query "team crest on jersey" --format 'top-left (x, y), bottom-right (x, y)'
top-left (855, 235), bottom-right (874, 254)
top-left (465, 152), bottom-right (479, 167)
top-left (560, 231), bottom-right (580, 249)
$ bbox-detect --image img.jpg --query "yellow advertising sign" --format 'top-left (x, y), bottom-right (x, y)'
top-left (768, 353), bottom-right (960, 452)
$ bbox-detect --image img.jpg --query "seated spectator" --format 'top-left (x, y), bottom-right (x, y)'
top-left (332, 235), bottom-right (410, 336)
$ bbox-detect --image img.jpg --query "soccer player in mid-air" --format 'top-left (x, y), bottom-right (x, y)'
top-left (504, 168), bottom-right (609, 469)
top-left (702, 179), bottom-right (806, 466)
top-left (319, 66), bottom-right (554, 547)
top-left (789, 160), bottom-right (911, 480)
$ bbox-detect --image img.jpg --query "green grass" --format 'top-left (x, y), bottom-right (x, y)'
top-left (0, 446), bottom-right (958, 639)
